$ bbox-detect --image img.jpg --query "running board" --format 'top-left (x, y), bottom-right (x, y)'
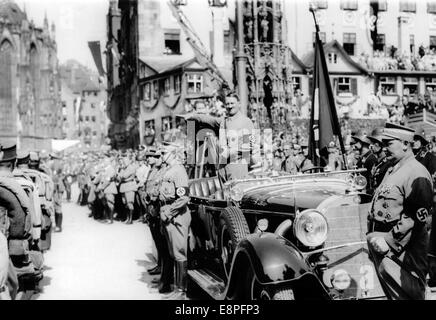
top-left (188, 269), bottom-right (226, 300)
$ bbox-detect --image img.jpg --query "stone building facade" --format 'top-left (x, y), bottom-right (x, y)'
top-left (0, 0), bottom-right (62, 150)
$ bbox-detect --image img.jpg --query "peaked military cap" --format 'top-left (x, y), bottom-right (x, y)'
top-left (413, 133), bottom-right (429, 146)
top-left (381, 122), bottom-right (415, 142)
top-left (351, 135), bottom-right (372, 146)
top-left (16, 151), bottom-right (30, 165)
top-left (0, 143), bottom-right (17, 163)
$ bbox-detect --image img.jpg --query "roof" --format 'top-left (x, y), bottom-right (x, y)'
top-left (301, 40), bottom-right (369, 75)
top-left (290, 49), bottom-right (309, 74)
top-left (0, 0), bottom-right (26, 24)
top-left (140, 56), bottom-right (197, 74)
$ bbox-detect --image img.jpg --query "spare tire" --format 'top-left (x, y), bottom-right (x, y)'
top-left (219, 206), bottom-right (249, 279)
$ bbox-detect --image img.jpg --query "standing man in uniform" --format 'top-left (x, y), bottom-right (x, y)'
top-left (98, 159), bottom-right (118, 224)
top-left (185, 91), bottom-right (258, 181)
top-left (118, 156), bottom-right (138, 224)
top-left (367, 123), bottom-right (433, 299)
top-left (159, 146), bottom-right (191, 299)
top-left (413, 133), bottom-right (436, 287)
top-left (145, 149), bottom-right (173, 293)
top-left (367, 133), bottom-right (393, 195)
top-left (352, 135), bottom-right (378, 183)
top-left (135, 152), bottom-right (150, 224)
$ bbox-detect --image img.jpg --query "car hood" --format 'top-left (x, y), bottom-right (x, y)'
top-left (240, 181), bottom-right (348, 213)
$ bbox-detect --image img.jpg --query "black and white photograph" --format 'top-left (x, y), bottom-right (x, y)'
top-left (1, 0), bottom-right (436, 306)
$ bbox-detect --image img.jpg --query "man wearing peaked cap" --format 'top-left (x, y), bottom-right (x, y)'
top-left (367, 121), bottom-right (433, 300)
top-left (16, 151), bottom-right (30, 166)
top-left (367, 130), bottom-right (393, 193)
top-left (0, 143), bottom-right (17, 164)
top-left (351, 134), bottom-right (377, 188)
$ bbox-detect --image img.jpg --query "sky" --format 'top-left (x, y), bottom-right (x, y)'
top-left (22, 0), bottom-right (109, 72)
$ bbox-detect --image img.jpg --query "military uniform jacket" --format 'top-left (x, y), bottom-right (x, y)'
top-left (119, 164), bottom-right (138, 193)
top-left (145, 166), bottom-right (162, 201)
top-left (416, 148), bottom-right (436, 179)
top-left (369, 154), bottom-right (432, 281)
top-left (99, 165), bottom-right (118, 195)
top-left (159, 164), bottom-right (189, 218)
top-left (0, 176), bottom-right (32, 256)
top-left (357, 150), bottom-right (378, 182)
top-left (370, 155), bottom-right (392, 192)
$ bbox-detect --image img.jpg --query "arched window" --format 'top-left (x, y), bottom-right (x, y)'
top-left (0, 41), bottom-right (14, 134)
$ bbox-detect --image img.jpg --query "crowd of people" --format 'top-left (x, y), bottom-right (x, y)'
top-left (0, 146), bottom-right (66, 300)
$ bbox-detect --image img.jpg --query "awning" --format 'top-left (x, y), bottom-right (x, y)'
top-left (51, 139), bottom-right (81, 152)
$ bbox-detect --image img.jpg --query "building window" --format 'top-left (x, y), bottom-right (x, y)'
top-left (379, 77), bottom-right (396, 95)
top-left (375, 34), bottom-right (386, 52)
top-left (164, 78), bottom-right (170, 96)
top-left (90, 103), bottom-right (95, 109)
top-left (410, 34), bottom-right (415, 54)
top-left (312, 32), bottom-right (326, 47)
top-left (400, 1), bottom-right (416, 12)
top-left (334, 77), bottom-right (357, 95)
top-left (153, 80), bottom-right (159, 99)
top-left (93, 131), bottom-right (97, 136)
top-left (430, 36), bottom-right (436, 50)
top-left (174, 75), bottom-right (181, 94)
top-left (376, 0), bottom-right (388, 11)
top-left (429, 1), bottom-right (436, 13)
top-left (85, 116), bottom-right (89, 122)
top-left (402, 77), bottom-right (418, 95)
top-left (425, 78), bottom-right (436, 92)
top-left (292, 77), bottom-right (301, 91)
top-left (144, 83), bottom-right (151, 100)
top-left (340, 0), bottom-right (358, 10)
top-left (328, 52), bottom-right (338, 64)
top-left (92, 116), bottom-right (96, 122)
top-left (164, 29), bottom-right (181, 55)
top-left (187, 74), bottom-right (203, 93)
top-left (309, 1), bottom-right (328, 9)
top-left (94, 92), bottom-right (98, 97)
top-left (343, 33), bottom-right (356, 56)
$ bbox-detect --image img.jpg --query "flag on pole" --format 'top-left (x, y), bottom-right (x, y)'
top-left (308, 29), bottom-right (345, 167)
top-left (88, 41), bottom-right (106, 77)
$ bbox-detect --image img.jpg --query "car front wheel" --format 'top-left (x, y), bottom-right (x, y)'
top-left (246, 268), bottom-right (295, 300)
top-left (219, 207), bottom-right (249, 279)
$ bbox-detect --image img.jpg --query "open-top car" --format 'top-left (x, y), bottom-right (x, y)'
top-left (186, 168), bottom-right (385, 300)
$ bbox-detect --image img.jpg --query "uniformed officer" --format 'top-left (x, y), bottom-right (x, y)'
top-left (185, 91), bottom-right (259, 181)
top-left (159, 145), bottom-right (191, 299)
top-left (367, 134), bottom-right (393, 195)
top-left (300, 142), bottom-right (314, 173)
top-left (48, 153), bottom-right (65, 233)
top-left (117, 155), bottom-right (138, 224)
top-left (413, 134), bottom-right (436, 286)
top-left (351, 135), bottom-right (378, 184)
top-left (0, 144), bottom-right (35, 294)
top-left (98, 158), bottom-right (118, 224)
top-left (325, 141), bottom-right (344, 171)
top-left (135, 152), bottom-right (150, 224)
top-left (367, 123), bottom-right (433, 300)
top-left (413, 134), bottom-right (436, 177)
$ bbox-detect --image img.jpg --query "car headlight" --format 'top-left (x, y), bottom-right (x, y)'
top-left (229, 186), bottom-right (243, 202)
top-left (293, 209), bottom-right (328, 247)
top-left (353, 174), bottom-right (367, 190)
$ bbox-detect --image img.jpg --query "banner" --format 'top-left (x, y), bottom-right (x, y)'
top-left (88, 41), bottom-right (106, 77)
top-left (308, 28), bottom-right (345, 166)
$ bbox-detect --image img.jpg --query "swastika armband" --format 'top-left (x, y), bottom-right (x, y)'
top-left (175, 187), bottom-right (189, 198)
top-left (416, 208), bottom-right (429, 223)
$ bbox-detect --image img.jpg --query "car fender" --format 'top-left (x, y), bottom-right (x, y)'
top-left (230, 232), bottom-right (311, 285)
